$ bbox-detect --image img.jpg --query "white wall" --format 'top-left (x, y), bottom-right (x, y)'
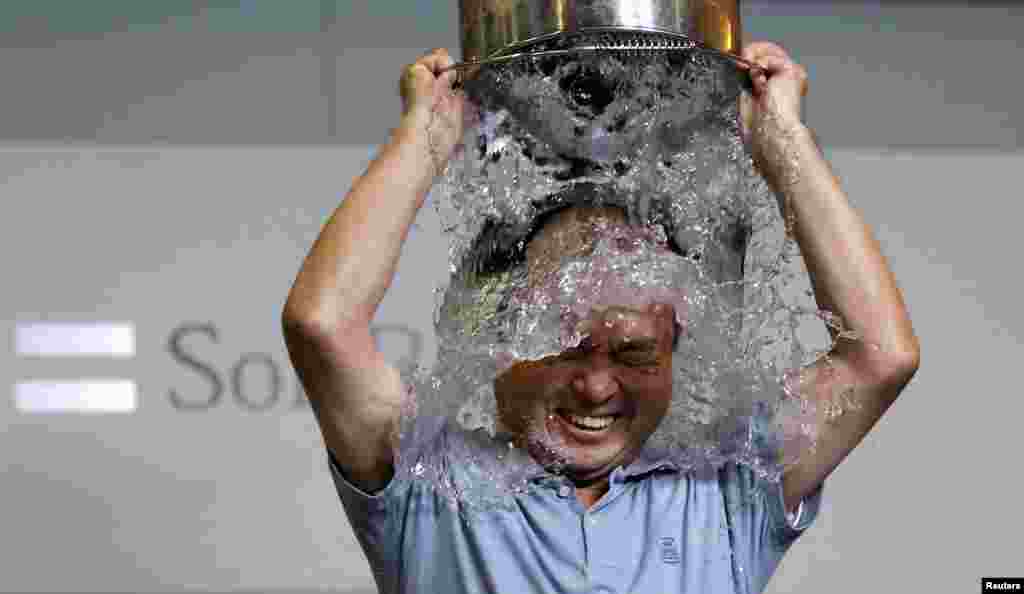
top-left (1, 145), bottom-right (1020, 593)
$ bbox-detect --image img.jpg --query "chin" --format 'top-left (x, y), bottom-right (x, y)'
top-left (564, 464), bottom-right (615, 485)
top-left (562, 445), bottom-right (630, 479)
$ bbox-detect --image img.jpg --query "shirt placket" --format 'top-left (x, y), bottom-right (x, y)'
top-left (581, 471), bottom-right (631, 594)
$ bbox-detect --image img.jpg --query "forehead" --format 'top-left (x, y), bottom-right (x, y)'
top-left (586, 305), bottom-right (675, 337)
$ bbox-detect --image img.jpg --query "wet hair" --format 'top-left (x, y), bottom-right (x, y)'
top-left (469, 200), bottom-right (693, 278)
top-left (466, 199), bottom-right (689, 352)
top-left (467, 182), bottom-right (750, 280)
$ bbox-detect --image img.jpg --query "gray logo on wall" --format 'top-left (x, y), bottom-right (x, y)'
top-left (167, 322), bottom-right (423, 413)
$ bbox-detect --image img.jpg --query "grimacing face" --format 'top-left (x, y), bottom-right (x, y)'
top-left (493, 206), bottom-right (681, 484)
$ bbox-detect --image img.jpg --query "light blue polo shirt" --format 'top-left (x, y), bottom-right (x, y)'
top-left (329, 419), bottom-right (822, 594)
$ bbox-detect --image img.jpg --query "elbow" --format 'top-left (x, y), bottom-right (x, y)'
top-left (892, 330), bottom-right (921, 379)
top-left (885, 342), bottom-right (920, 390)
top-left (282, 285), bottom-right (342, 335)
top-left (281, 295), bottom-right (344, 348)
top-left (836, 330), bottom-right (920, 401)
top-left (281, 297), bottom-right (324, 339)
top-left (281, 298), bottom-right (375, 356)
top-left (281, 307), bottom-right (318, 342)
top-left (282, 284), bottom-right (375, 341)
top-left (860, 335), bottom-right (921, 399)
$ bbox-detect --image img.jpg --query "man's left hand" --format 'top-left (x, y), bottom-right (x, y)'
top-left (739, 41), bottom-right (811, 184)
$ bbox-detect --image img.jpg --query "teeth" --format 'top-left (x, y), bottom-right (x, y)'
top-left (567, 413), bottom-right (615, 430)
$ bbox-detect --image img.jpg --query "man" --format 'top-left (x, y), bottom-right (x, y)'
top-left (282, 42), bottom-right (919, 594)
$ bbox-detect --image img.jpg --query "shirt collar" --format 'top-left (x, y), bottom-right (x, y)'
top-left (619, 447), bottom-right (680, 479)
top-left (525, 447), bottom-right (681, 484)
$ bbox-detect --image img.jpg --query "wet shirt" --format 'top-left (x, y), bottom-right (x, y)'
top-left (329, 422), bottom-right (822, 594)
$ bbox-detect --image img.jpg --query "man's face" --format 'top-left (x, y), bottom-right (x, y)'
top-left (492, 206), bottom-right (679, 482)
top-left (495, 303), bottom-right (676, 483)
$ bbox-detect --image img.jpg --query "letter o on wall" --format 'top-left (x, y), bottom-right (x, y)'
top-left (232, 353), bottom-right (282, 411)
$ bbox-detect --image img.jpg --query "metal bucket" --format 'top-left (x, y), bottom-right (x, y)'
top-left (459, 0), bottom-right (742, 62)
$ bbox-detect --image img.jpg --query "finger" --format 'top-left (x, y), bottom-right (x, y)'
top-left (417, 48), bottom-right (454, 76)
top-left (754, 54), bottom-right (792, 77)
top-left (399, 62), bottom-right (433, 109)
top-left (742, 41), bottom-right (777, 62)
top-left (419, 47), bottom-right (449, 61)
top-left (411, 50), bottom-right (461, 93)
top-left (400, 62), bottom-right (429, 90)
top-left (743, 41), bottom-right (791, 64)
top-left (746, 49), bottom-right (795, 85)
top-left (753, 70), bottom-right (769, 96)
top-left (741, 41), bottom-right (768, 62)
top-left (403, 48), bottom-right (451, 87)
top-left (436, 53), bottom-right (459, 89)
top-left (757, 56), bottom-right (808, 95)
top-left (744, 57), bottom-right (780, 96)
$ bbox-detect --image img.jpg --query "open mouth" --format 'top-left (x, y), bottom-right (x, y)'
top-left (557, 410), bottom-right (619, 433)
top-left (544, 410), bottom-right (630, 469)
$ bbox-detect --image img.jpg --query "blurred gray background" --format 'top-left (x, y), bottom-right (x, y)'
top-left (1, 1), bottom-right (1020, 593)
top-left (1, 0), bottom-right (1020, 148)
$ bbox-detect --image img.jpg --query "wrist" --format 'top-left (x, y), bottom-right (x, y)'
top-left (396, 110), bottom-right (457, 151)
top-left (391, 115), bottom-right (432, 150)
top-left (754, 122), bottom-right (815, 186)
top-left (757, 117), bottom-right (811, 154)
top-left (378, 120), bottom-right (448, 194)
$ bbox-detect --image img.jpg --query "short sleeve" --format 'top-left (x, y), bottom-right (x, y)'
top-left (325, 449), bottom-right (405, 593)
top-left (327, 449), bottom-right (399, 514)
top-left (326, 413), bottom-right (448, 593)
top-left (327, 410), bottom-right (448, 515)
top-left (718, 464), bottom-right (824, 594)
top-left (772, 479), bottom-right (823, 536)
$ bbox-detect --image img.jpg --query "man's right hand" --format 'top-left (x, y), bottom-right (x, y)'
top-left (397, 48), bottom-right (465, 168)
top-left (284, 51), bottom-right (466, 494)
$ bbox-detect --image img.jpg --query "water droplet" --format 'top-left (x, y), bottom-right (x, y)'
top-left (394, 35), bottom-right (856, 510)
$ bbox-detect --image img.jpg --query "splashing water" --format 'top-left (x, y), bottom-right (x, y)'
top-left (395, 39), bottom-right (858, 510)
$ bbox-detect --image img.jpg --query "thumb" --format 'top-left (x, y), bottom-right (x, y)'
top-left (399, 63), bottom-right (435, 115)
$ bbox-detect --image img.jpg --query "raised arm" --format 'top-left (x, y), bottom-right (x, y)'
top-left (740, 42), bottom-right (921, 512)
top-left (282, 49), bottom-right (463, 493)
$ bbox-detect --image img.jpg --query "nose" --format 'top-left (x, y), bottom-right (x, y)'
top-left (571, 358), bottom-right (619, 404)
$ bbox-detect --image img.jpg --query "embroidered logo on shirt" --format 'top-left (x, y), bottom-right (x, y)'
top-left (660, 537), bottom-right (681, 565)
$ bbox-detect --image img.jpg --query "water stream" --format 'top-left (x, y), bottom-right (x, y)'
top-left (392, 40), bottom-right (857, 510)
